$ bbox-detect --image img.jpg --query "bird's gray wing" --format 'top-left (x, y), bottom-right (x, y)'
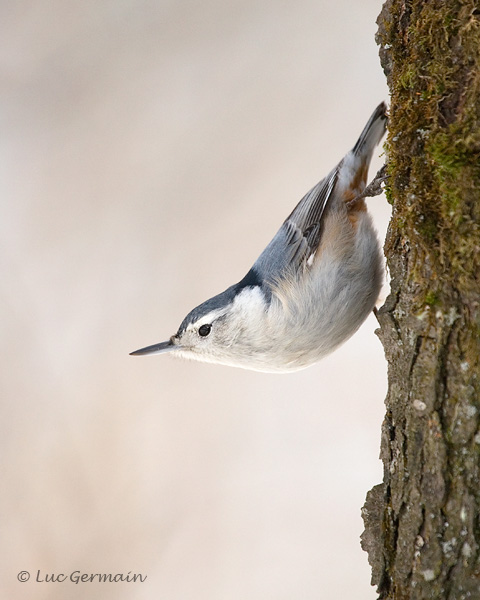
top-left (251, 166), bottom-right (339, 286)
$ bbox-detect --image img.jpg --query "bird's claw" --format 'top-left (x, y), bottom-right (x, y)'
top-left (347, 164), bottom-right (388, 208)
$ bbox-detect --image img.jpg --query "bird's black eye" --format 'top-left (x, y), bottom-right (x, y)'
top-left (198, 324), bottom-right (212, 337)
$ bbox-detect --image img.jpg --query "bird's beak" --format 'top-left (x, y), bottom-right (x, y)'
top-left (130, 338), bottom-right (178, 356)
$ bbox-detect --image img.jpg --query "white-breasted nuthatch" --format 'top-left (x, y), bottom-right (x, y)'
top-left (131, 103), bottom-right (387, 372)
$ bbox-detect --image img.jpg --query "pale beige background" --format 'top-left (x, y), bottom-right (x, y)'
top-left (1, 1), bottom-right (390, 598)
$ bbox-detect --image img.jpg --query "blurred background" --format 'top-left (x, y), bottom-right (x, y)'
top-left (1, 1), bottom-right (389, 598)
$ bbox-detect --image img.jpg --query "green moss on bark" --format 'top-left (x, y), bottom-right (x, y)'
top-left (362, 1), bottom-right (480, 599)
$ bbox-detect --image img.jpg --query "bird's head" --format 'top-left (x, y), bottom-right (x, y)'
top-left (130, 283), bottom-right (269, 368)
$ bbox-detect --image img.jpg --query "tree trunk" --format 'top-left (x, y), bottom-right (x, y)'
top-left (361, 1), bottom-right (480, 598)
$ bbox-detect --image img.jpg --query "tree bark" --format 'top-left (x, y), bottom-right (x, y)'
top-left (361, 1), bottom-right (480, 599)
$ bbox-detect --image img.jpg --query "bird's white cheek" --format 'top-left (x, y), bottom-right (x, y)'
top-left (173, 346), bottom-right (208, 364)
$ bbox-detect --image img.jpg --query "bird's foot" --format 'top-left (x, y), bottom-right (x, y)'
top-left (346, 164), bottom-right (388, 208)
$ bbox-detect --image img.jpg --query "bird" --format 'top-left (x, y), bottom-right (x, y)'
top-left (131, 103), bottom-right (387, 373)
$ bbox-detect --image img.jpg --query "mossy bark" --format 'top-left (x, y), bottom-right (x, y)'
top-left (361, 1), bottom-right (480, 598)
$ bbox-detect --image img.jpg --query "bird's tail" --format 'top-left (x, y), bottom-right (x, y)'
top-left (352, 102), bottom-right (388, 161)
